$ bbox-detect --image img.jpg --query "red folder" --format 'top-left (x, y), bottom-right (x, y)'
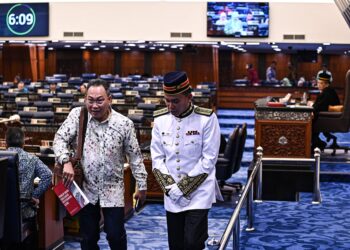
top-left (267, 102), bottom-right (286, 107)
top-left (53, 180), bottom-right (89, 216)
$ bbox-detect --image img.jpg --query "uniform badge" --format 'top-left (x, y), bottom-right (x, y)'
top-left (186, 130), bottom-right (200, 136)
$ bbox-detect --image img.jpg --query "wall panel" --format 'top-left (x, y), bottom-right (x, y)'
top-left (56, 50), bottom-right (83, 77)
top-left (232, 53), bottom-right (260, 80)
top-left (328, 55), bottom-right (350, 89)
top-left (297, 56), bottom-right (322, 83)
top-left (265, 53), bottom-right (291, 81)
top-left (121, 51), bottom-right (145, 76)
top-left (46, 51), bottom-right (57, 77)
top-left (90, 51), bottom-right (116, 75)
top-left (151, 52), bottom-right (176, 76)
top-left (181, 46), bottom-right (214, 85)
top-left (37, 46), bottom-right (46, 81)
top-left (2, 44), bottom-right (33, 81)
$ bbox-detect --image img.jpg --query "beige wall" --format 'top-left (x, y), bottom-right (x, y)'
top-left (8, 1), bottom-right (350, 43)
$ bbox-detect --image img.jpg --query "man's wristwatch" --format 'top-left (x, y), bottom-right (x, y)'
top-left (61, 156), bottom-right (69, 165)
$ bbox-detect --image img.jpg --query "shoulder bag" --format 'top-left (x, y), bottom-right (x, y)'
top-left (53, 107), bottom-right (88, 187)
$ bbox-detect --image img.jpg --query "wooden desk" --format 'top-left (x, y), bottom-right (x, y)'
top-left (248, 161), bottom-right (314, 201)
top-left (37, 154), bottom-right (64, 250)
top-left (142, 150), bottom-right (163, 200)
top-left (255, 103), bottom-right (313, 158)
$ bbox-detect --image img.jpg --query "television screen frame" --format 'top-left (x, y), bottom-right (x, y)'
top-left (0, 3), bottom-right (49, 37)
top-left (207, 2), bottom-right (269, 38)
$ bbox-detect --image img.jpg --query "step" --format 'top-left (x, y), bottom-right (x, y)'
top-left (219, 120), bottom-right (255, 129)
top-left (217, 109), bottom-right (255, 117)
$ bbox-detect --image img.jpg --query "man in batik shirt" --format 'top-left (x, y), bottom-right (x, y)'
top-left (53, 79), bottom-right (147, 250)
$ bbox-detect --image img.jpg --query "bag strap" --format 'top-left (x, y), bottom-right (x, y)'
top-left (76, 107), bottom-right (88, 161)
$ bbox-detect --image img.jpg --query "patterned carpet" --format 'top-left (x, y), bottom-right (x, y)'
top-left (65, 109), bottom-right (350, 249)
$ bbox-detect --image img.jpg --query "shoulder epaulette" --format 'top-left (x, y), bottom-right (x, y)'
top-left (194, 106), bottom-right (213, 116)
top-left (153, 108), bottom-right (169, 118)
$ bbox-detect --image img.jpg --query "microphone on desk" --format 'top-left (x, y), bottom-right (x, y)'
top-left (300, 92), bottom-right (308, 105)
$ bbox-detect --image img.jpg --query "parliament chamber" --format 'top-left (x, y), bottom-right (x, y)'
top-left (0, 0), bottom-right (349, 249)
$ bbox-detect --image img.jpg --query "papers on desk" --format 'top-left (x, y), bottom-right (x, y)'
top-left (266, 93), bottom-right (292, 107)
top-left (279, 93), bottom-right (292, 104)
top-left (287, 105), bottom-right (313, 109)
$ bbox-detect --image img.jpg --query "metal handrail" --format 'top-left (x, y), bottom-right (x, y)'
top-left (208, 147), bottom-right (264, 250)
top-left (208, 147), bottom-right (321, 250)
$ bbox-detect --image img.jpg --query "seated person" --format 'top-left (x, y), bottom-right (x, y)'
top-left (17, 81), bottom-right (29, 93)
top-left (297, 77), bottom-right (306, 87)
top-left (266, 61), bottom-right (278, 83)
top-left (309, 72), bottom-right (340, 150)
top-left (5, 127), bottom-right (52, 248)
top-left (215, 12), bottom-right (228, 26)
top-left (224, 11), bottom-right (243, 35)
top-left (79, 83), bottom-right (87, 95)
top-left (280, 77), bottom-right (292, 87)
top-left (13, 75), bottom-right (21, 87)
top-left (49, 82), bottom-right (58, 94)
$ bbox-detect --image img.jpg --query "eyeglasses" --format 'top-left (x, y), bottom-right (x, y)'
top-left (86, 98), bottom-right (105, 105)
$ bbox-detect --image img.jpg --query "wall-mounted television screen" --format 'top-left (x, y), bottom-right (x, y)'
top-left (207, 2), bottom-right (269, 38)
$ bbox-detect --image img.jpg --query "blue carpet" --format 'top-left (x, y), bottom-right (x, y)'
top-left (65, 181), bottom-right (350, 249)
top-left (240, 182), bottom-right (350, 249)
top-left (64, 109), bottom-right (350, 249)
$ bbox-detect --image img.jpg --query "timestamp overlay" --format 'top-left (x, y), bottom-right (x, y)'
top-left (6, 4), bottom-right (36, 36)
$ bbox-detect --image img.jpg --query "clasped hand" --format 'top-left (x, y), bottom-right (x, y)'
top-left (165, 184), bottom-right (190, 207)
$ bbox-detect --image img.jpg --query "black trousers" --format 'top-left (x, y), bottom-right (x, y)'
top-left (166, 209), bottom-right (209, 250)
top-left (21, 216), bottom-right (38, 250)
top-left (79, 203), bottom-right (127, 250)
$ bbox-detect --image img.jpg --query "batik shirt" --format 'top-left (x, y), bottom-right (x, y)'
top-left (8, 147), bottom-right (52, 220)
top-left (53, 107), bottom-right (147, 207)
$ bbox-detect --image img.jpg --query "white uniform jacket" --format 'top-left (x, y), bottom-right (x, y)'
top-left (151, 106), bottom-right (221, 213)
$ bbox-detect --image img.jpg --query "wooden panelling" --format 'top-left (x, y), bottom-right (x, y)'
top-left (0, 44), bottom-right (44, 81)
top-left (29, 45), bottom-right (38, 82)
top-left (56, 50), bottom-right (83, 76)
top-left (297, 55), bottom-right (322, 82)
top-left (181, 46), bottom-right (215, 85)
top-left (82, 50), bottom-right (92, 73)
top-left (46, 51), bottom-right (57, 76)
top-left (219, 50), bottom-right (233, 86)
top-left (90, 51), bottom-right (116, 75)
top-left (37, 46), bottom-right (46, 81)
top-left (2, 44), bottom-right (33, 81)
top-left (151, 52), bottom-right (176, 76)
top-left (121, 51), bottom-right (145, 76)
top-left (232, 52), bottom-right (260, 80)
top-left (265, 53), bottom-right (291, 81)
top-left (1, 46), bottom-right (348, 98)
top-left (212, 47), bottom-right (219, 85)
top-left (217, 86), bottom-right (345, 109)
top-left (328, 55), bottom-right (350, 89)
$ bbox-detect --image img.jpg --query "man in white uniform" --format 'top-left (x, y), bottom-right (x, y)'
top-left (151, 71), bottom-right (221, 250)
